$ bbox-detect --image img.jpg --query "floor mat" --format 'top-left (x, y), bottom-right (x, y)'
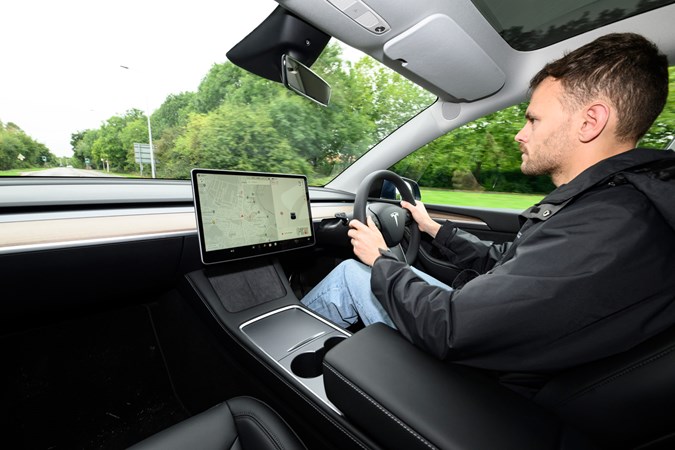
top-left (0, 304), bottom-right (189, 449)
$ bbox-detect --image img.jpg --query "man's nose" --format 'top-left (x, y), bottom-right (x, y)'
top-left (515, 126), bottom-right (527, 143)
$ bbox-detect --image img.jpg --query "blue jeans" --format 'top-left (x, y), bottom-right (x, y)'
top-left (301, 259), bottom-right (453, 328)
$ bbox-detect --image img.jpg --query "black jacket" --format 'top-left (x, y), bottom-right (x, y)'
top-left (371, 148), bottom-right (675, 376)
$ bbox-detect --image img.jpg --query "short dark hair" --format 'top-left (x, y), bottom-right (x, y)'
top-left (530, 33), bottom-right (669, 143)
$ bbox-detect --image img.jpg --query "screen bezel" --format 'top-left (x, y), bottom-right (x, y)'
top-left (191, 168), bottom-right (315, 265)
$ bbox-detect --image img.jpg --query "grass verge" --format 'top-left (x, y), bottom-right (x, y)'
top-left (420, 188), bottom-right (544, 210)
top-left (0, 168), bottom-right (44, 176)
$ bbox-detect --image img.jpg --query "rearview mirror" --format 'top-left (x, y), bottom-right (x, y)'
top-left (282, 54), bottom-right (331, 106)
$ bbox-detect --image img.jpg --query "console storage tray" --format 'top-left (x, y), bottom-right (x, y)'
top-left (240, 305), bottom-right (349, 413)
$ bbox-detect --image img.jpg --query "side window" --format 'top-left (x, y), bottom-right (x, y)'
top-left (638, 66), bottom-right (675, 149)
top-left (393, 65), bottom-right (675, 211)
top-left (391, 103), bottom-right (551, 211)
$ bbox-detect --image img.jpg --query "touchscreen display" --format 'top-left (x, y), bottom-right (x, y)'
top-left (192, 169), bottom-right (315, 264)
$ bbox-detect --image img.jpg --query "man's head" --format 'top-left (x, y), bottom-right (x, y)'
top-left (515, 33), bottom-right (669, 185)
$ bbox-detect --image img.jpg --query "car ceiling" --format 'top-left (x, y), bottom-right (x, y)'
top-left (275, 0), bottom-right (675, 191)
top-left (279, 0), bottom-right (675, 100)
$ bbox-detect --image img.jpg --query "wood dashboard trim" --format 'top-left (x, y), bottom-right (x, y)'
top-left (0, 212), bottom-right (197, 248)
top-left (430, 211), bottom-right (487, 226)
top-left (0, 204), bottom-right (486, 252)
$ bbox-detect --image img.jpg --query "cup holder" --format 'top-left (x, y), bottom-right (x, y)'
top-left (290, 336), bottom-right (346, 378)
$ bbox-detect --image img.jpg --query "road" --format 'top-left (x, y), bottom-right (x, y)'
top-left (22, 167), bottom-right (120, 177)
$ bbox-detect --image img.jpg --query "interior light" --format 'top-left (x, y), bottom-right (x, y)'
top-left (326, 0), bottom-right (391, 34)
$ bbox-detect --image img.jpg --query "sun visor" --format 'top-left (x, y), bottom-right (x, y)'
top-left (384, 14), bottom-right (505, 101)
top-left (227, 6), bottom-right (330, 83)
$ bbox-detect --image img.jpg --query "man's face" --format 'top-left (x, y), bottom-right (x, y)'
top-left (515, 77), bottom-right (576, 185)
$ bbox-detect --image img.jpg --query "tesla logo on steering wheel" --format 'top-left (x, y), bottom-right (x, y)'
top-left (390, 211), bottom-right (399, 226)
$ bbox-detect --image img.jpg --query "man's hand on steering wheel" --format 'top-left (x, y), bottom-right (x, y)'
top-left (353, 170), bottom-right (421, 264)
top-left (348, 217), bottom-right (387, 267)
top-left (401, 200), bottom-right (441, 238)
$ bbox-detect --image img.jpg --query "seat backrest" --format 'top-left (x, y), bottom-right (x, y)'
top-left (128, 396), bottom-right (306, 450)
top-left (534, 325), bottom-right (675, 449)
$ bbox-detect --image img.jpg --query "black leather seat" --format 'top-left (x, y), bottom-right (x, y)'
top-left (128, 396), bottom-right (306, 450)
top-left (324, 322), bottom-right (675, 449)
top-left (534, 324), bottom-right (675, 449)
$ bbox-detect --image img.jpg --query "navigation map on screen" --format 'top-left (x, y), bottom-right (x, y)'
top-left (192, 169), bottom-right (314, 264)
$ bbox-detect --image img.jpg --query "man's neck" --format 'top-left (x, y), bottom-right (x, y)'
top-left (553, 142), bottom-right (635, 186)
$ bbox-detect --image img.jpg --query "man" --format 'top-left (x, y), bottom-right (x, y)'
top-left (302, 33), bottom-right (675, 394)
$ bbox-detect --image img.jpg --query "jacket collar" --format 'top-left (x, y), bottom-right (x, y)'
top-left (539, 148), bottom-right (675, 205)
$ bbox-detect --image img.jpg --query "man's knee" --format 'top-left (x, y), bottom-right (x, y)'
top-left (339, 259), bottom-right (371, 280)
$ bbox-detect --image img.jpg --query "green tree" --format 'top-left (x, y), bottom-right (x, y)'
top-left (88, 109), bottom-right (148, 172)
top-left (193, 63), bottom-right (280, 114)
top-left (267, 94), bottom-right (328, 169)
top-left (0, 121), bottom-right (55, 170)
top-left (152, 92), bottom-right (195, 136)
top-left (164, 104), bottom-right (310, 179)
top-left (640, 66), bottom-right (675, 148)
top-left (351, 57), bottom-right (435, 139)
top-left (0, 131), bottom-right (22, 170)
top-left (72, 129), bottom-right (99, 169)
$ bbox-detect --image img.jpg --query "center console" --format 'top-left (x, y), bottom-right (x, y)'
top-left (240, 305), bottom-right (349, 413)
top-left (180, 258), bottom-right (355, 418)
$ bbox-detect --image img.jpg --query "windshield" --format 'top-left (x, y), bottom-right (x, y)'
top-left (0, 0), bottom-right (434, 185)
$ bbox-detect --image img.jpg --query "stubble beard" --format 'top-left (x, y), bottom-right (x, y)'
top-left (520, 126), bottom-right (571, 182)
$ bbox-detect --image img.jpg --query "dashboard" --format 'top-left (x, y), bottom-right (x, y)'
top-left (0, 178), bottom-right (486, 256)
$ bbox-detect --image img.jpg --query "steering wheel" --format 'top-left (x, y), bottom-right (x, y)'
top-left (353, 170), bottom-right (421, 264)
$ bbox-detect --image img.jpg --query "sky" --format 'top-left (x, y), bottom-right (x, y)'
top-left (0, 0), bottom-right (283, 157)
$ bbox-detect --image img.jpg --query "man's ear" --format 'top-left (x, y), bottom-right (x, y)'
top-left (579, 102), bottom-right (610, 143)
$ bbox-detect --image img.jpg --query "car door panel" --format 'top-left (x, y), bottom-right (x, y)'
top-left (412, 203), bottom-right (522, 286)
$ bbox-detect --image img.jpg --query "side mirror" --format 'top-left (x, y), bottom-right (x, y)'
top-left (282, 54), bottom-right (331, 106)
top-left (381, 177), bottom-right (422, 201)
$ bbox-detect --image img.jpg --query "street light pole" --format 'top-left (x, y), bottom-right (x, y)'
top-left (146, 111), bottom-right (156, 178)
top-left (120, 65), bottom-right (156, 178)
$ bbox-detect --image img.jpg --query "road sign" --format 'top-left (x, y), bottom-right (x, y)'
top-left (133, 143), bottom-right (153, 164)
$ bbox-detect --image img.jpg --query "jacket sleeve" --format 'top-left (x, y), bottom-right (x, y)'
top-left (370, 186), bottom-right (675, 372)
top-left (432, 222), bottom-right (513, 273)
